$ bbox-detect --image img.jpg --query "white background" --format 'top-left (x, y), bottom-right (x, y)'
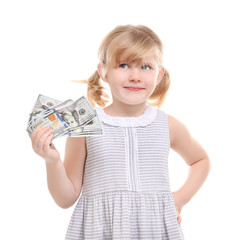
top-left (1, 0), bottom-right (241, 239)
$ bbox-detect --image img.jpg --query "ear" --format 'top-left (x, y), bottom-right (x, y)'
top-left (156, 66), bottom-right (165, 85)
top-left (97, 63), bottom-right (108, 82)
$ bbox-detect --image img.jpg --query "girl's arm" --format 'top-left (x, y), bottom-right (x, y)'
top-left (168, 115), bottom-right (211, 208)
top-left (31, 126), bottom-right (87, 208)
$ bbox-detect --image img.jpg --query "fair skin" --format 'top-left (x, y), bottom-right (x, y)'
top-left (30, 56), bottom-right (211, 225)
top-left (98, 56), bottom-right (164, 117)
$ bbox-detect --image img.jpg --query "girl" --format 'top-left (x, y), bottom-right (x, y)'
top-left (31, 25), bottom-right (211, 239)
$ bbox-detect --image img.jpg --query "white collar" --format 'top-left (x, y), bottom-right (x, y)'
top-left (95, 104), bottom-right (158, 127)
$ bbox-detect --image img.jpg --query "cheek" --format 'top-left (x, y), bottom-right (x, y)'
top-left (145, 73), bottom-right (158, 85)
top-left (109, 73), bottom-right (126, 85)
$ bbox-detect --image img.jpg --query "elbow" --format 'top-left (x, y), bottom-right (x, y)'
top-left (59, 204), bottom-right (73, 209)
top-left (55, 194), bottom-right (80, 209)
top-left (201, 157), bottom-right (212, 177)
top-left (207, 157), bottom-right (211, 173)
top-left (57, 200), bottom-right (75, 209)
top-left (190, 157), bottom-right (211, 174)
top-left (203, 156), bottom-right (211, 171)
top-left (51, 188), bottom-right (82, 209)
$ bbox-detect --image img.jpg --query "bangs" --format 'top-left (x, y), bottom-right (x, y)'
top-left (105, 33), bottom-right (162, 69)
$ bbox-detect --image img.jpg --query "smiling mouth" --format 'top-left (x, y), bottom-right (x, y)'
top-left (124, 87), bottom-right (145, 91)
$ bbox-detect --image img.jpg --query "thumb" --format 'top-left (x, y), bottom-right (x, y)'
top-left (49, 142), bottom-right (56, 150)
top-left (175, 206), bottom-right (182, 224)
top-left (177, 215), bottom-right (182, 224)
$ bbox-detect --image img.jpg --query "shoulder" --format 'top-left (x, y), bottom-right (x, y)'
top-left (167, 114), bottom-right (209, 166)
top-left (167, 114), bottom-right (190, 148)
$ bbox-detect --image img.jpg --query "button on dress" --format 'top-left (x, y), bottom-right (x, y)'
top-left (65, 105), bottom-right (185, 240)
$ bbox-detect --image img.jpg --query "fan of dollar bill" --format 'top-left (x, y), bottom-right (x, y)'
top-left (27, 94), bottom-right (104, 140)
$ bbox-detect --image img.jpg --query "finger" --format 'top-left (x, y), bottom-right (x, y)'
top-left (49, 141), bottom-right (56, 150)
top-left (43, 133), bottom-right (54, 152)
top-left (31, 126), bottom-right (43, 143)
top-left (32, 127), bottom-right (48, 151)
top-left (31, 127), bottom-right (46, 150)
top-left (37, 129), bottom-right (52, 151)
top-left (178, 215), bottom-right (182, 224)
top-left (31, 126), bottom-right (49, 143)
top-left (175, 206), bottom-right (181, 224)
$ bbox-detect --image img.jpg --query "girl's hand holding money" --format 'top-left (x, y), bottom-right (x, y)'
top-left (31, 126), bottom-right (60, 163)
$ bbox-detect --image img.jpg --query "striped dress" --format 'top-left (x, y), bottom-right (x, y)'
top-left (65, 105), bottom-right (185, 240)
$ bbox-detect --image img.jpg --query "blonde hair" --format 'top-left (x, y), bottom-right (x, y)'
top-left (76, 24), bottom-right (170, 108)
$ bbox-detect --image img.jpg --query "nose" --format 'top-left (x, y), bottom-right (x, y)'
top-left (129, 68), bottom-right (141, 82)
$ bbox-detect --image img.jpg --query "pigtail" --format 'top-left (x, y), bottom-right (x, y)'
top-left (148, 67), bottom-right (170, 108)
top-left (75, 71), bottom-right (109, 108)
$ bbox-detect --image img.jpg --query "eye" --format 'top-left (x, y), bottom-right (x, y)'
top-left (141, 65), bottom-right (151, 70)
top-left (119, 63), bottom-right (128, 69)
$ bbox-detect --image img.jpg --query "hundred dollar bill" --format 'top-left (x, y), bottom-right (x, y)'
top-left (67, 111), bottom-right (103, 137)
top-left (27, 110), bottom-right (71, 139)
top-left (28, 96), bottom-right (95, 136)
top-left (40, 98), bottom-right (73, 115)
top-left (27, 99), bottom-right (73, 131)
top-left (27, 94), bottom-right (103, 139)
top-left (56, 96), bottom-right (96, 129)
top-left (28, 94), bottom-right (61, 123)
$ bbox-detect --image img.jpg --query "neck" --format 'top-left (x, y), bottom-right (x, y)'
top-left (104, 102), bottom-right (147, 117)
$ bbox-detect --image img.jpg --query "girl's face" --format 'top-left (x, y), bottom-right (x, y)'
top-left (99, 56), bottom-right (164, 107)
